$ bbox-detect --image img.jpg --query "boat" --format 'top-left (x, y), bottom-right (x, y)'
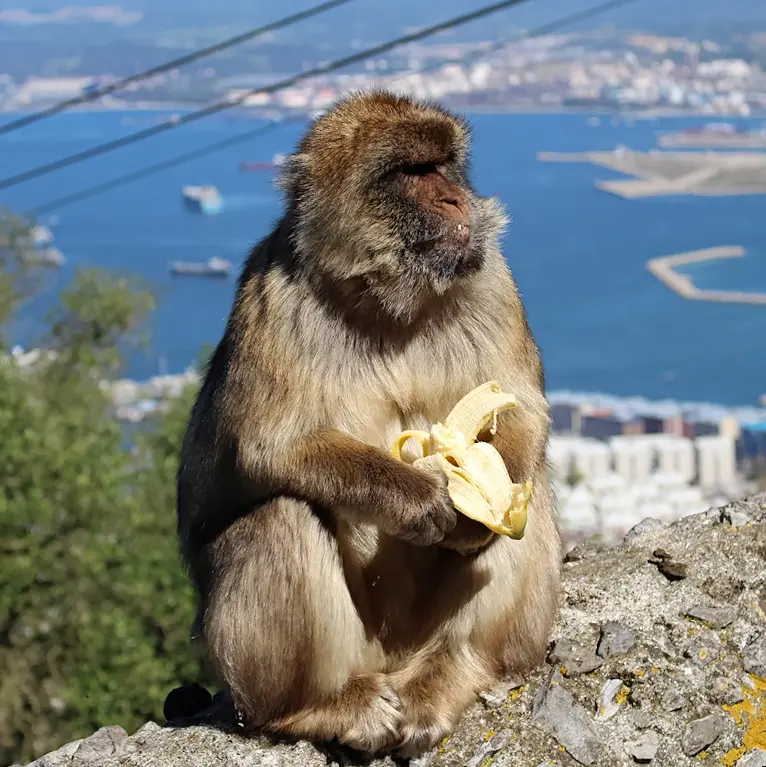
top-left (238, 153), bottom-right (287, 172)
top-left (169, 257), bottom-right (232, 277)
top-left (181, 185), bottom-right (223, 215)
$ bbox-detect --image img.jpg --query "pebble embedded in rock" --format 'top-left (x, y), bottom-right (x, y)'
top-left (712, 676), bottom-right (745, 705)
top-left (684, 604), bottom-right (737, 629)
top-left (625, 730), bottom-right (660, 763)
top-left (743, 634), bottom-right (766, 678)
top-left (661, 687), bottom-right (686, 711)
top-left (464, 729), bottom-right (512, 767)
top-left (478, 675), bottom-right (523, 709)
top-left (532, 671), bottom-right (603, 765)
top-left (72, 726), bottom-right (129, 760)
top-left (684, 631), bottom-right (722, 666)
top-left (736, 748), bottom-right (766, 767)
top-left (681, 714), bottom-right (724, 756)
top-left (548, 638), bottom-right (604, 675)
top-left (630, 711), bottom-right (654, 730)
top-left (597, 621), bottom-right (637, 657)
top-left (596, 679), bottom-right (625, 721)
top-left (648, 549), bottom-right (688, 581)
top-left (624, 518), bottom-right (666, 541)
top-left (721, 507), bottom-right (751, 527)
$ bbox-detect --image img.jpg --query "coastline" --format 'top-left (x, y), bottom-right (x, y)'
top-left (2, 101), bottom-right (765, 121)
top-left (646, 246), bottom-right (766, 306)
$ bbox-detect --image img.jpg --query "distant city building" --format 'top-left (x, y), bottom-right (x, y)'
top-left (695, 435), bottom-right (737, 491)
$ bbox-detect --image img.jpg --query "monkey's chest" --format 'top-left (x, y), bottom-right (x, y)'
top-left (331, 339), bottom-right (490, 451)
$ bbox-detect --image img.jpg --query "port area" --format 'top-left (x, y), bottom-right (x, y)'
top-left (657, 132), bottom-right (766, 149)
top-left (646, 245), bottom-right (766, 305)
top-left (537, 149), bottom-right (766, 198)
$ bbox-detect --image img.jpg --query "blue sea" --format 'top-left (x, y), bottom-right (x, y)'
top-left (0, 108), bottom-right (764, 407)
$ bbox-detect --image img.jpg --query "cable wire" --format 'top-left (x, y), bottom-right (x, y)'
top-left (0, 0), bottom-right (543, 192)
top-left (28, 0), bottom-right (644, 216)
top-left (0, 0), bottom-right (359, 138)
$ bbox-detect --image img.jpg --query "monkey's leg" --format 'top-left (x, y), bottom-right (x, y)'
top-left (202, 498), bottom-right (403, 754)
top-left (388, 639), bottom-right (493, 758)
top-left (391, 488), bottom-right (560, 759)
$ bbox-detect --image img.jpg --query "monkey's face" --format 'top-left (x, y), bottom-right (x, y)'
top-left (287, 91), bottom-right (505, 319)
top-left (370, 156), bottom-right (484, 287)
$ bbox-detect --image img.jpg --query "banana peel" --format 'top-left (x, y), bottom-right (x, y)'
top-left (390, 381), bottom-right (532, 540)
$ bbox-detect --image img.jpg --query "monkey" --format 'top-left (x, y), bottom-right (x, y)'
top-left (176, 89), bottom-right (561, 759)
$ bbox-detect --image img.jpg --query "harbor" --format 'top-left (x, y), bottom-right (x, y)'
top-left (646, 245), bottom-right (766, 305)
top-left (537, 148), bottom-right (766, 198)
top-left (657, 123), bottom-right (766, 149)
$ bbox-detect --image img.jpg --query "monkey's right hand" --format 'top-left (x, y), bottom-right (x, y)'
top-left (387, 464), bottom-right (458, 547)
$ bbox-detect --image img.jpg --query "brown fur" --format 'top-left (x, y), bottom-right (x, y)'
top-left (176, 89), bottom-right (561, 758)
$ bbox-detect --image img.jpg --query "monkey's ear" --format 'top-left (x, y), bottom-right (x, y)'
top-left (276, 152), bottom-right (310, 194)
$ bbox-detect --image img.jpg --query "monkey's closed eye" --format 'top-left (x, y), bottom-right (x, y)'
top-left (399, 162), bottom-right (440, 177)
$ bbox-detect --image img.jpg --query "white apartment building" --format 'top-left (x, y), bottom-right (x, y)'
top-left (695, 435), bottom-right (737, 491)
top-left (548, 436), bottom-right (611, 483)
top-left (609, 436), bottom-right (654, 484)
top-left (548, 433), bottom-right (725, 547)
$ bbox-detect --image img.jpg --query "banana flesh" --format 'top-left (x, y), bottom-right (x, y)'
top-left (390, 381), bottom-right (532, 540)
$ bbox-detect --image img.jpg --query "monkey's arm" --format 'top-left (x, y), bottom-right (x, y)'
top-left (240, 428), bottom-right (457, 546)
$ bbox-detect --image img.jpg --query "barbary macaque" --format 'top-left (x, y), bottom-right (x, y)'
top-left (176, 89), bottom-right (561, 758)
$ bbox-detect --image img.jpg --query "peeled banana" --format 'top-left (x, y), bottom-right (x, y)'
top-left (390, 381), bottom-right (532, 540)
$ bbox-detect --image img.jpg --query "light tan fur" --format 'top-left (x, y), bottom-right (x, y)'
top-left (177, 89), bottom-right (561, 758)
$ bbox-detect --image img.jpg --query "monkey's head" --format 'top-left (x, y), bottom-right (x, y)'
top-left (282, 90), bottom-right (507, 322)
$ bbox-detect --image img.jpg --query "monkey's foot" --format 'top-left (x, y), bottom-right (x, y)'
top-left (276, 673), bottom-right (403, 755)
top-left (333, 673), bottom-right (404, 754)
top-left (395, 711), bottom-right (455, 759)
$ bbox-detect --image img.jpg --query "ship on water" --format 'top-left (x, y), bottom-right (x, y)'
top-left (169, 256), bottom-right (232, 277)
top-left (238, 153), bottom-right (286, 172)
top-left (181, 185), bottom-right (223, 215)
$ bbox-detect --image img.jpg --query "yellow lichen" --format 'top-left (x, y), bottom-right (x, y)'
top-left (699, 649), bottom-right (709, 661)
top-left (479, 757), bottom-right (494, 767)
top-left (722, 746), bottom-right (747, 766)
top-left (723, 675), bottom-right (766, 752)
top-left (508, 685), bottom-right (525, 701)
top-left (560, 665), bottom-right (568, 675)
top-left (615, 685), bottom-right (631, 705)
top-left (483, 729), bottom-right (496, 742)
top-left (634, 668), bottom-right (646, 677)
top-left (651, 666), bottom-right (660, 673)
top-left (696, 750), bottom-right (708, 760)
top-left (688, 627), bottom-right (698, 637)
top-left (437, 735), bottom-right (451, 754)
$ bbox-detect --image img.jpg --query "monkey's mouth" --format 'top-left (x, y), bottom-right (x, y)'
top-left (405, 222), bottom-right (482, 285)
top-left (410, 222), bottom-right (471, 254)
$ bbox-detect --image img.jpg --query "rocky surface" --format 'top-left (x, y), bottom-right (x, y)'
top-left (20, 494), bottom-right (766, 767)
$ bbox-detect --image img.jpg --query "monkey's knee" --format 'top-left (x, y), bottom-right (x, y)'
top-left (202, 499), bottom-right (370, 726)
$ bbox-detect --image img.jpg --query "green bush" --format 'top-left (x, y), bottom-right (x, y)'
top-left (0, 210), bottom-right (212, 764)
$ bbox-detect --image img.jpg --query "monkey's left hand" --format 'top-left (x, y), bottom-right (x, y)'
top-left (437, 512), bottom-right (495, 556)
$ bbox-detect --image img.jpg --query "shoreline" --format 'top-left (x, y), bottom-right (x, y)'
top-left (537, 149), bottom-right (766, 198)
top-left (2, 102), bottom-right (765, 121)
top-left (646, 246), bottom-right (766, 306)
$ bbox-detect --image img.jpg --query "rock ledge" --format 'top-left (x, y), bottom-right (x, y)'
top-left (22, 494), bottom-right (766, 767)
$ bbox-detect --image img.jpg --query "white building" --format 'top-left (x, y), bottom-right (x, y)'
top-left (609, 436), bottom-right (654, 484)
top-left (649, 435), bottom-right (696, 483)
top-left (695, 435), bottom-right (737, 491)
top-left (548, 436), bottom-right (611, 483)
